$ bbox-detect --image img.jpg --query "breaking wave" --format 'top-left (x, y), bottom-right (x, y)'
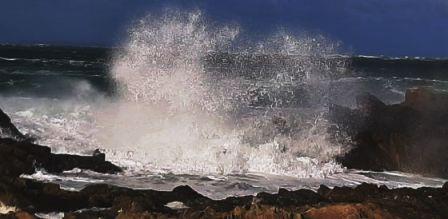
top-left (90, 10), bottom-right (348, 177)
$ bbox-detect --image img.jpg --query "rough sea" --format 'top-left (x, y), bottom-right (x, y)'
top-left (1, 12), bottom-right (447, 200)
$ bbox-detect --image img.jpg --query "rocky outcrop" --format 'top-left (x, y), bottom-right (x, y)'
top-left (1, 176), bottom-right (448, 218)
top-left (0, 106), bottom-right (121, 177)
top-left (404, 86), bottom-right (448, 112)
top-left (0, 108), bottom-right (28, 141)
top-left (330, 86), bottom-right (448, 177)
top-left (0, 138), bottom-right (121, 177)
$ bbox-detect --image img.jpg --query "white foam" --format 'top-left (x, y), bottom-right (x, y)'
top-left (35, 212), bottom-right (64, 219)
top-left (21, 170), bottom-right (104, 185)
top-left (0, 10), bottom-right (349, 179)
top-left (20, 168), bottom-right (446, 200)
top-left (93, 10), bottom-right (347, 177)
top-left (0, 202), bottom-right (16, 215)
top-left (165, 201), bottom-right (189, 209)
top-left (0, 57), bottom-right (17, 61)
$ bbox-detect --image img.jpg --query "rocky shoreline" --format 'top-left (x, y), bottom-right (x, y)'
top-left (0, 87), bottom-right (447, 218)
top-left (2, 176), bottom-right (448, 218)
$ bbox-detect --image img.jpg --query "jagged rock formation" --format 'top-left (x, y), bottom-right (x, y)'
top-left (331, 86), bottom-right (448, 178)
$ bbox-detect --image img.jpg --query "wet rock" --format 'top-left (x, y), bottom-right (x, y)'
top-left (330, 86), bottom-right (448, 178)
top-left (255, 188), bottom-right (325, 207)
top-left (0, 107), bottom-right (121, 177)
top-left (0, 138), bottom-right (50, 176)
top-left (1, 176), bottom-right (448, 219)
top-left (443, 182), bottom-right (448, 191)
top-left (328, 104), bottom-right (364, 137)
top-left (356, 92), bottom-right (386, 114)
top-left (0, 138), bottom-right (121, 177)
top-left (44, 152), bottom-right (121, 174)
top-left (317, 185), bottom-right (331, 197)
top-left (0, 108), bottom-right (28, 141)
top-left (405, 86), bottom-right (448, 113)
top-left (92, 149), bottom-right (105, 160)
top-left (321, 183), bottom-right (383, 203)
top-left (0, 178), bottom-right (84, 214)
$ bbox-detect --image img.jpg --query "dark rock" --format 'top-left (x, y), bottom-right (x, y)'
top-left (0, 108), bottom-right (121, 177)
top-left (356, 92), bottom-right (386, 114)
top-left (404, 86), bottom-right (448, 113)
top-left (328, 104), bottom-right (364, 137)
top-left (2, 178), bottom-right (448, 219)
top-left (0, 137), bottom-right (121, 177)
top-left (0, 138), bottom-right (50, 176)
top-left (256, 188), bottom-right (325, 207)
top-left (169, 185), bottom-right (213, 209)
top-left (92, 149), bottom-right (105, 160)
top-left (331, 86), bottom-right (448, 178)
top-left (2, 211), bottom-right (36, 219)
top-left (0, 108), bottom-right (27, 141)
top-left (211, 195), bottom-right (253, 212)
top-left (0, 177), bottom-right (85, 213)
top-left (44, 152), bottom-right (121, 174)
top-left (317, 185), bottom-right (331, 197)
top-left (443, 182), bottom-right (448, 191)
top-left (64, 210), bottom-right (116, 219)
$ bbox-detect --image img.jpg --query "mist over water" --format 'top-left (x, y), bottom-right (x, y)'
top-left (92, 11), bottom-right (348, 176)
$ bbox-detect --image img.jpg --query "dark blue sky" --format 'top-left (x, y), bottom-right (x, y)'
top-left (1, 0), bottom-right (447, 57)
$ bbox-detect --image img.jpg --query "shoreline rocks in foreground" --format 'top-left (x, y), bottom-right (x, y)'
top-left (1, 174), bottom-right (447, 218)
top-left (331, 86), bottom-right (448, 178)
top-left (0, 86), bottom-right (447, 218)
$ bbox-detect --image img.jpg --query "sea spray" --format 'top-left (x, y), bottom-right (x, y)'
top-left (95, 10), bottom-right (347, 176)
top-left (1, 38), bottom-right (447, 197)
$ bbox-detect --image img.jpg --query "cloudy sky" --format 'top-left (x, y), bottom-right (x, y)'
top-left (1, 0), bottom-right (447, 57)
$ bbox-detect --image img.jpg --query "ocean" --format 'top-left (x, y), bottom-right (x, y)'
top-left (1, 12), bottom-right (447, 200)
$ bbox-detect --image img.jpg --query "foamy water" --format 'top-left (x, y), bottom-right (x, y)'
top-left (0, 10), bottom-right (446, 199)
top-left (96, 10), bottom-right (347, 176)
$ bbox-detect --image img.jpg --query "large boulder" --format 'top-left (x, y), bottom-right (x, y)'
top-left (331, 86), bottom-right (448, 177)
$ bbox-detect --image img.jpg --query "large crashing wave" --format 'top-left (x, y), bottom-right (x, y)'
top-left (91, 10), bottom-right (348, 177)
